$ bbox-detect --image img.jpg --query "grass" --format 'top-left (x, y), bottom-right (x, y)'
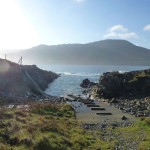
top-left (128, 71), bottom-right (150, 83)
top-left (0, 102), bottom-right (110, 150)
top-left (0, 101), bottom-right (149, 150)
top-left (105, 118), bottom-right (150, 150)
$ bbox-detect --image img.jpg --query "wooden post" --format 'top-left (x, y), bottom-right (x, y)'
top-left (18, 56), bottom-right (23, 65)
top-left (21, 56), bottom-right (22, 65)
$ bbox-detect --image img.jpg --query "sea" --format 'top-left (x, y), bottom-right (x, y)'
top-left (38, 65), bottom-right (150, 97)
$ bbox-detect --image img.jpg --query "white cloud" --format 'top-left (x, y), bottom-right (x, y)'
top-left (143, 24), bottom-right (150, 31)
top-left (104, 25), bottom-right (138, 39)
top-left (104, 32), bottom-right (138, 39)
top-left (108, 25), bottom-right (128, 33)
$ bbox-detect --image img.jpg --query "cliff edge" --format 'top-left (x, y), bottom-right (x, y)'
top-left (0, 59), bottom-right (59, 100)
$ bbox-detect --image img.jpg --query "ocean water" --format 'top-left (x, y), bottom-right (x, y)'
top-left (38, 65), bottom-right (150, 97)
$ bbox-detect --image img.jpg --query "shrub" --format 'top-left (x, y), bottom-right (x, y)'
top-left (0, 109), bottom-right (14, 119)
top-left (144, 118), bottom-right (150, 126)
top-left (29, 102), bottom-right (60, 115)
top-left (34, 137), bottom-right (54, 150)
top-left (8, 137), bottom-right (19, 146)
top-left (15, 116), bottom-right (27, 124)
top-left (15, 111), bottom-right (28, 117)
top-left (26, 124), bottom-right (37, 134)
top-left (40, 121), bottom-right (59, 133)
top-left (20, 137), bottom-right (33, 147)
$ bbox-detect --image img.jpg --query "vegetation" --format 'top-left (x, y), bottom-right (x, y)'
top-left (108, 118), bottom-right (150, 150)
top-left (0, 102), bottom-right (149, 150)
top-left (128, 70), bottom-right (150, 83)
top-left (0, 102), bottom-right (109, 150)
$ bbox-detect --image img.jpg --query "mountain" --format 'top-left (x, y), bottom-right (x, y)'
top-left (0, 59), bottom-right (59, 102)
top-left (8, 39), bottom-right (150, 65)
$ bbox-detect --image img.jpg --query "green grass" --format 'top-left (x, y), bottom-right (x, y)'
top-left (106, 118), bottom-right (150, 150)
top-left (0, 102), bottom-right (110, 150)
top-left (0, 102), bottom-right (149, 150)
top-left (128, 71), bottom-right (150, 83)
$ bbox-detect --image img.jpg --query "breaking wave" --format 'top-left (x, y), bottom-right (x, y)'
top-left (57, 72), bottom-right (101, 77)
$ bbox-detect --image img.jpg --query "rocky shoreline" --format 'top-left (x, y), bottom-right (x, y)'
top-left (107, 97), bottom-right (150, 117)
top-left (0, 59), bottom-right (59, 103)
top-left (1, 65), bottom-right (150, 149)
top-left (66, 95), bottom-right (142, 149)
top-left (80, 69), bottom-right (150, 118)
top-left (64, 94), bottom-right (150, 150)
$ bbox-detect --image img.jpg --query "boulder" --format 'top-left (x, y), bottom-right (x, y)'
top-left (80, 78), bottom-right (96, 88)
top-left (121, 116), bottom-right (127, 120)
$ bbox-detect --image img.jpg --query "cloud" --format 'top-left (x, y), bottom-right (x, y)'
top-left (104, 25), bottom-right (138, 39)
top-left (104, 32), bottom-right (138, 39)
top-left (143, 24), bottom-right (150, 31)
top-left (108, 25), bottom-right (128, 33)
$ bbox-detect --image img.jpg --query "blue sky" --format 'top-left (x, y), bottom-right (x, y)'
top-left (0, 0), bottom-right (150, 51)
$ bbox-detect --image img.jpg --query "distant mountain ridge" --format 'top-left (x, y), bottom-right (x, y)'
top-left (9, 39), bottom-right (150, 65)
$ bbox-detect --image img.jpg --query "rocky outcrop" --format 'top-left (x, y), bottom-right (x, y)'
top-left (92, 69), bottom-right (150, 99)
top-left (80, 78), bottom-right (96, 88)
top-left (0, 59), bottom-right (59, 100)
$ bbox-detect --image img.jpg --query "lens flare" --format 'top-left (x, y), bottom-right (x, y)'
top-left (0, 60), bottom-right (10, 73)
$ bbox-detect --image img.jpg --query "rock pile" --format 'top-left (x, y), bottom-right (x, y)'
top-left (107, 97), bottom-right (150, 117)
top-left (118, 97), bottom-right (150, 117)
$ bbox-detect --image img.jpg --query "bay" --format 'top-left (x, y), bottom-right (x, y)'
top-left (38, 65), bottom-right (150, 97)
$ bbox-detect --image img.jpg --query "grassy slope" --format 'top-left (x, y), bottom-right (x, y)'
top-left (0, 102), bottom-right (110, 150)
top-left (0, 102), bottom-right (149, 150)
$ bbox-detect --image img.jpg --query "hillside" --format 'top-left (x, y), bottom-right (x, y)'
top-left (9, 39), bottom-right (150, 65)
top-left (0, 59), bottom-right (59, 101)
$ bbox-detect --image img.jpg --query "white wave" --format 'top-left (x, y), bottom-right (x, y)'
top-left (108, 70), bottom-right (126, 74)
top-left (57, 72), bottom-right (100, 77)
top-left (119, 70), bottom-right (126, 73)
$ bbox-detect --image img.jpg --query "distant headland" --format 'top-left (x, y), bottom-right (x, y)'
top-left (8, 39), bottom-right (150, 66)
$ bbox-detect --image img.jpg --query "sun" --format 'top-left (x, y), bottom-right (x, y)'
top-left (0, 0), bottom-right (40, 51)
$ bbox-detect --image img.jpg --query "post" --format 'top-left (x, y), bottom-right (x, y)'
top-left (21, 56), bottom-right (22, 65)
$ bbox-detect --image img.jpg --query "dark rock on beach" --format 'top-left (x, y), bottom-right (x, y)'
top-left (121, 116), bottom-right (127, 120)
top-left (80, 78), bottom-right (96, 88)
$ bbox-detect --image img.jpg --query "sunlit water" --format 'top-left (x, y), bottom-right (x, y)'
top-left (38, 65), bottom-right (150, 97)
